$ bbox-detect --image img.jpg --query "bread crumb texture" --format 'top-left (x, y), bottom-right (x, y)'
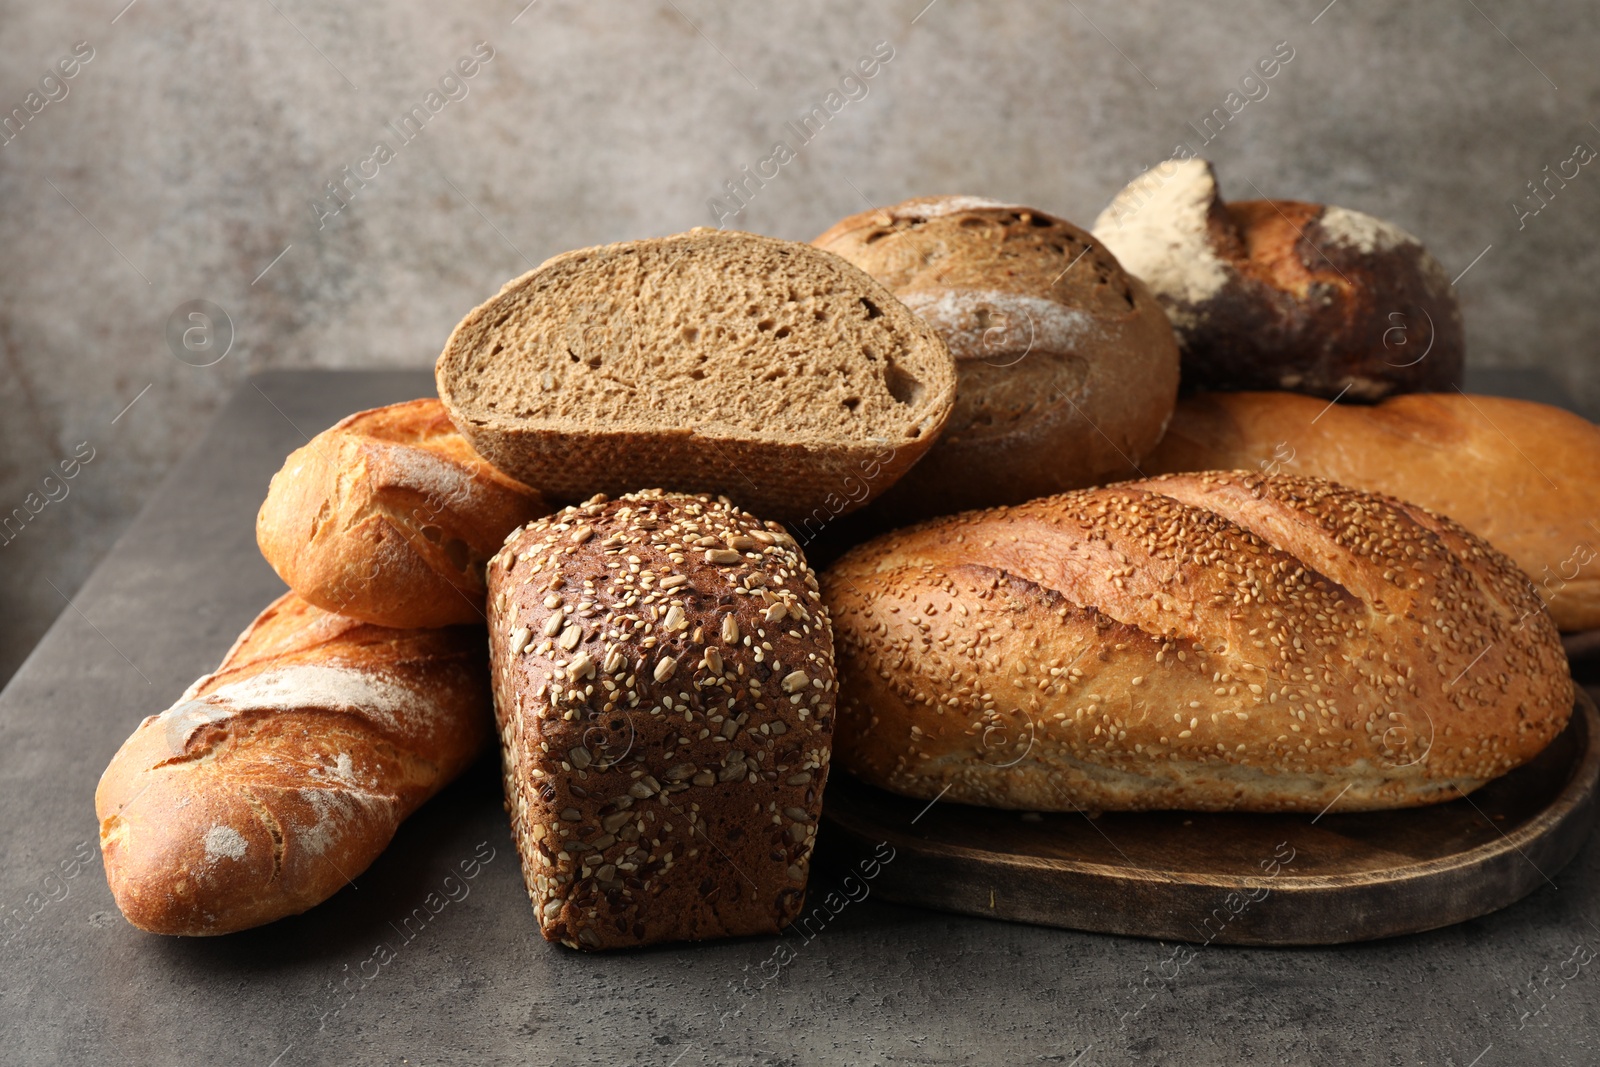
top-left (488, 489), bottom-right (837, 949)
top-left (822, 471), bottom-right (1572, 813)
top-left (436, 230), bottom-right (955, 520)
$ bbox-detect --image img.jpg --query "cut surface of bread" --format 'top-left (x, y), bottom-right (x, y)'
top-left (436, 229), bottom-right (955, 520)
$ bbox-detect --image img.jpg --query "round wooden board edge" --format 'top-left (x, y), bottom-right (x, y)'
top-left (821, 690), bottom-right (1600, 946)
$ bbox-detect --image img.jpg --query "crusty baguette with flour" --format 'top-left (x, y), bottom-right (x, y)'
top-left (95, 594), bottom-right (491, 935)
top-left (1143, 391), bottom-right (1600, 631)
top-left (822, 471), bottom-right (1572, 813)
top-left (435, 229), bottom-right (956, 522)
top-left (257, 399), bottom-right (548, 630)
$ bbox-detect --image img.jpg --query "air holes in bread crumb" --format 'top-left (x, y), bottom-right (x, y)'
top-left (682, 327), bottom-right (699, 343)
top-left (883, 359), bottom-right (922, 406)
top-left (860, 297), bottom-right (883, 320)
top-left (843, 397), bottom-right (861, 412)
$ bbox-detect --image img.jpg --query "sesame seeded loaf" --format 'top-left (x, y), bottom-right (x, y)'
top-left (1143, 391), bottom-right (1600, 632)
top-left (95, 594), bottom-right (492, 935)
top-left (823, 471), bottom-right (1572, 813)
top-left (487, 490), bottom-right (836, 950)
top-left (813, 196), bottom-right (1179, 519)
top-left (436, 229), bottom-right (956, 522)
top-left (257, 399), bottom-right (549, 629)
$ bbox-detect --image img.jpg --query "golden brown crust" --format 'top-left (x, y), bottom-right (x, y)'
top-left (94, 594), bottom-right (492, 936)
top-left (256, 399), bottom-right (548, 629)
top-left (1144, 391), bottom-right (1600, 631)
top-left (822, 472), bottom-right (1572, 813)
top-left (487, 490), bottom-right (836, 950)
top-left (814, 196), bottom-right (1179, 519)
top-left (1092, 159), bottom-right (1463, 401)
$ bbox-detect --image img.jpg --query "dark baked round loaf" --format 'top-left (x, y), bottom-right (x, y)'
top-left (814, 196), bottom-right (1179, 520)
top-left (1092, 159), bottom-right (1463, 401)
top-left (486, 489), bottom-right (836, 950)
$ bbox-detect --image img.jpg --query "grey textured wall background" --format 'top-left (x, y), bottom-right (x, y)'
top-left (2, 0), bottom-right (1597, 686)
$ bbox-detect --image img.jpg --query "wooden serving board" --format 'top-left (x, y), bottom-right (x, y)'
top-left (1563, 631), bottom-right (1600, 683)
top-left (821, 690), bottom-right (1600, 946)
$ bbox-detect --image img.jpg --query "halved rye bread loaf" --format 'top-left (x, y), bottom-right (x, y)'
top-left (435, 229), bottom-right (956, 522)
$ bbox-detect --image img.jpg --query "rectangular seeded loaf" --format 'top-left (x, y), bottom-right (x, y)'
top-left (436, 229), bottom-right (956, 522)
top-left (487, 490), bottom-right (837, 949)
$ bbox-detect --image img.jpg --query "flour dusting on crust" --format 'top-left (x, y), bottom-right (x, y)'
top-left (1316, 205), bottom-right (1418, 255)
top-left (898, 288), bottom-right (1100, 363)
top-left (1092, 159), bottom-right (1230, 331)
top-left (204, 825), bottom-right (247, 863)
top-left (892, 195), bottom-right (1027, 219)
top-left (378, 445), bottom-right (479, 513)
top-left (203, 665), bottom-right (430, 732)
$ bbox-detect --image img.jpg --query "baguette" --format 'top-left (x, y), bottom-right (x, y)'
top-left (95, 594), bottom-right (492, 935)
top-left (257, 399), bottom-right (548, 629)
top-left (1143, 391), bottom-right (1600, 631)
top-left (487, 490), bottom-right (836, 949)
top-left (822, 471), bottom-right (1572, 813)
top-left (435, 228), bottom-right (956, 522)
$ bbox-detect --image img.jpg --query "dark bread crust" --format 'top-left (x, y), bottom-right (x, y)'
top-left (95, 594), bottom-right (492, 935)
top-left (1093, 160), bottom-right (1463, 401)
top-left (823, 472), bottom-right (1571, 813)
top-left (257, 399), bottom-right (548, 628)
top-left (1184, 199), bottom-right (1464, 398)
top-left (487, 490), bottom-right (836, 950)
top-left (814, 196), bottom-right (1179, 518)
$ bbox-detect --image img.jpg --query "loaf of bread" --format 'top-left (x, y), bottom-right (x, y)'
top-left (487, 490), bottom-right (836, 949)
top-left (1093, 159), bottom-right (1463, 400)
top-left (96, 594), bottom-right (492, 935)
top-left (1144, 391), bottom-right (1600, 631)
top-left (822, 472), bottom-right (1572, 813)
top-left (257, 399), bottom-right (547, 629)
top-left (813, 196), bottom-right (1179, 519)
top-left (436, 229), bottom-right (956, 523)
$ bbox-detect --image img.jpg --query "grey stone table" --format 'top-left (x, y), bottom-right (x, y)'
top-left (3, 370), bottom-right (1598, 1067)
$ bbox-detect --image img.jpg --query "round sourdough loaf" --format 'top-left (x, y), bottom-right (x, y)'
top-left (436, 229), bottom-right (956, 523)
top-left (814, 196), bottom-right (1179, 519)
top-left (822, 471), bottom-right (1572, 813)
top-left (257, 399), bottom-right (547, 629)
top-left (1092, 159), bottom-right (1463, 401)
top-left (487, 489), bottom-right (836, 950)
